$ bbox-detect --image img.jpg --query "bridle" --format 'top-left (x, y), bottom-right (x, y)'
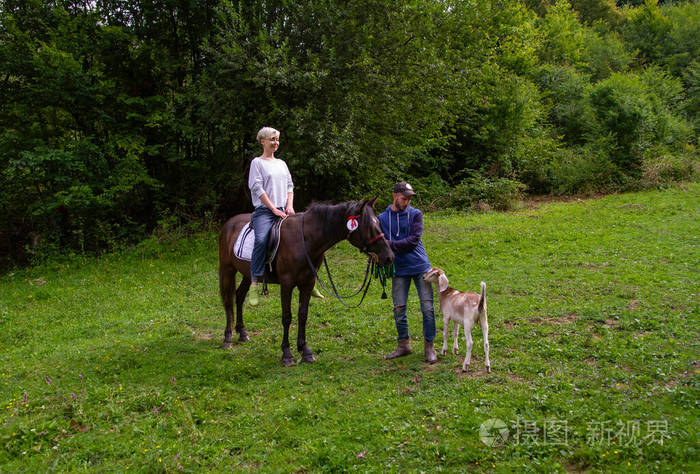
top-left (300, 211), bottom-right (390, 308)
top-left (346, 214), bottom-right (386, 254)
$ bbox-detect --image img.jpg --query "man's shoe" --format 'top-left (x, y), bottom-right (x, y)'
top-left (386, 338), bottom-right (412, 360)
top-left (424, 340), bottom-right (438, 364)
top-left (311, 287), bottom-right (324, 299)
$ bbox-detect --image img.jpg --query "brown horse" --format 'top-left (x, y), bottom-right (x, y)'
top-left (218, 198), bottom-right (394, 366)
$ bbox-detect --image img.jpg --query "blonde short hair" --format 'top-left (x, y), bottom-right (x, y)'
top-left (256, 127), bottom-right (280, 141)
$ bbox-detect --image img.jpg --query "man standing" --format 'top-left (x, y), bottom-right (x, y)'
top-left (378, 182), bottom-right (437, 364)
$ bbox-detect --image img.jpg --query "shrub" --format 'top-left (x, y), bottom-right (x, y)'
top-left (508, 132), bottom-right (562, 194)
top-left (448, 175), bottom-right (527, 211)
top-left (404, 173), bottom-right (452, 211)
top-left (588, 70), bottom-right (693, 173)
top-left (641, 145), bottom-right (700, 188)
top-left (548, 139), bottom-right (627, 195)
top-left (534, 64), bottom-right (598, 145)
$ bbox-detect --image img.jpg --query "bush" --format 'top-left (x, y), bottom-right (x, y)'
top-left (534, 64), bottom-right (598, 145)
top-left (403, 173), bottom-right (452, 211)
top-left (448, 175), bottom-right (527, 211)
top-left (548, 139), bottom-right (627, 195)
top-left (589, 70), bottom-right (693, 173)
top-left (641, 145), bottom-right (700, 188)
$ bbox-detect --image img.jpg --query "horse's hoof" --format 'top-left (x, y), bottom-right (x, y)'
top-left (222, 341), bottom-right (233, 350)
top-left (238, 332), bottom-right (249, 342)
top-left (301, 354), bottom-right (316, 363)
top-left (281, 357), bottom-right (296, 367)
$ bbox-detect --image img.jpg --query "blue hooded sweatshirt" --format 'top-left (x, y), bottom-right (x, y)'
top-left (378, 205), bottom-right (431, 276)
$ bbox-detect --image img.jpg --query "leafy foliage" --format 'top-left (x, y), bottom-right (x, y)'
top-left (0, 0), bottom-right (698, 265)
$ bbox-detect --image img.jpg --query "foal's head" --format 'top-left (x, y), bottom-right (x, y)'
top-left (346, 198), bottom-right (394, 266)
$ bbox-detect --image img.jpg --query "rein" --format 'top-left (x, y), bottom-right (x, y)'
top-left (300, 212), bottom-right (387, 308)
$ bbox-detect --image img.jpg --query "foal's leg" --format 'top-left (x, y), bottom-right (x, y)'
top-left (462, 322), bottom-right (474, 372)
top-left (441, 314), bottom-right (449, 356)
top-left (452, 323), bottom-right (460, 354)
top-left (297, 285), bottom-right (315, 363)
top-left (235, 276), bottom-right (251, 342)
top-left (480, 311), bottom-right (491, 373)
top-left (220, 264), bottom-right (236, 349)
top-left (280, 284), bottom-right (295, 366)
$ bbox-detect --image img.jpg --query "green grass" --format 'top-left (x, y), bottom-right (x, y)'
top-left (1, 184), bottom-right (698, 472)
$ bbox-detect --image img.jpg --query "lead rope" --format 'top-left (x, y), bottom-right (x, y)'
top-left (373, 261), bottom-right (395, 299)
top-left (300, 212), bottom-right (375, 309)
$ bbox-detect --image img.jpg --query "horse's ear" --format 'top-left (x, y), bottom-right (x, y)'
top-left (353, 201), bottom-right (365, 215)
top-left (358, 197), bottom-right (378, 214)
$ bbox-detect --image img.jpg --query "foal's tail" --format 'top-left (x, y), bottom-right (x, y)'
top-left (478, 282), bottom-right (486, 313)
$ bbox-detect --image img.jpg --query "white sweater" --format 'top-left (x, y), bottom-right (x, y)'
top-left (248, 157), bottom-right (294, 208)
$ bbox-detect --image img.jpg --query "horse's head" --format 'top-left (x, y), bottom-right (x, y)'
top-left (346, 197), bottom-right (394, 266)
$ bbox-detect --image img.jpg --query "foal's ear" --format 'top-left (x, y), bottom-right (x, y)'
top-left (367, 196), bottom-right (378, 210)
top-left (438, 273), bottom-right (449, 292)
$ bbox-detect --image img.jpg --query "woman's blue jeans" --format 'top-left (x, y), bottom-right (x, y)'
top-left (250, 206), bottom-right (279, 282)
top-left (391, 273), bottom-right (435, 342)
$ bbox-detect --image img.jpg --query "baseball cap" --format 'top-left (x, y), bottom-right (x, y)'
top-left (393, 181), bottom-right (417, 197)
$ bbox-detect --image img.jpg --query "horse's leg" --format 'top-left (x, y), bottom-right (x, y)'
top-left (297, 285), bottom-right (315, 363)
top-left (220, 264), bottom-right (236, 349)
top-left (280, 284), bottom-right (295, 366)
top-left (235, 275), bottom-right (251, 342)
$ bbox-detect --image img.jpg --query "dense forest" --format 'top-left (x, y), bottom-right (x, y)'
top-left (1, 0), bottom-right (698, 265)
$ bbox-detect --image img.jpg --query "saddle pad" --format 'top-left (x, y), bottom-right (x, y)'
top-left (233, 223), bottom-right (255, 261)
top-left (232, 218), bottom-right (284, 263)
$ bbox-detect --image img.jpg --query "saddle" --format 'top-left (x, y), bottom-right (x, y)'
top-left (233, 217), bottom-right (284, 270)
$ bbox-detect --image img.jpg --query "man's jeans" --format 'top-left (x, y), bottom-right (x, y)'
top-left (391, 274), bottom-right (435, 342)
top-left (250, 206), bottom-right (279, 282)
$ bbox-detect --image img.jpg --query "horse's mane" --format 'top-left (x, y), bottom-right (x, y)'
top-left (305, 200), bottom-right (359, 216)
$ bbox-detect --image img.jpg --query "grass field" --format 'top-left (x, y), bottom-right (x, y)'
top-left (1, 184), bottom-right (698, 472)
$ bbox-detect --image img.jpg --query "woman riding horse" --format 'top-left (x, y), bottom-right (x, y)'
top-left (246, 126), bottom-right (294, 306)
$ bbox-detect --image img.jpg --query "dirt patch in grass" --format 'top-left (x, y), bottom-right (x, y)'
top-left (626, 299), bottom-right (640, 311)
top-left (529, 313), bottom-right (579, 326)
top-left (605, 318), bottom-right (620, 329)
top-left (195, 331), bottom-right (216, 341)
top-left (523, 193), bottom-right (606, 210)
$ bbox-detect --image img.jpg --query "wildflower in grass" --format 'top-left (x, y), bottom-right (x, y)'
top-left (357, 450), bottom-right (367, 458)
top-left (153, 407), bottom-right (158, 415)
top-left (79, 374), bottom-right (83, 380)
top-left (45, 376), bottom-right (52, 384)
top-left (23, 393), bottom-right (27, 404)
top-left (171, 377), bottom-right (176, 383)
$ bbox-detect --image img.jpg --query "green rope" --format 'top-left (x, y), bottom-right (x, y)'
top-left (373, 263), bottom-right (395, 299)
